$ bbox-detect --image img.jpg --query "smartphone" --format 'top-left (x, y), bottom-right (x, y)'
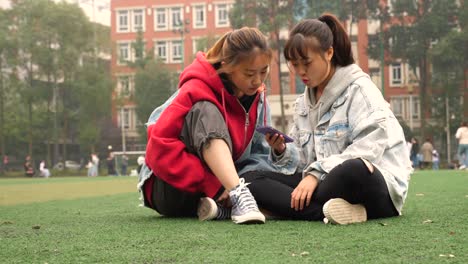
top-left (256, 126), bottom-right (294, 143)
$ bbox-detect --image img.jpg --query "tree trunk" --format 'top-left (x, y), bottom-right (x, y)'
top-left (0, 59), bottom-right (4, 174)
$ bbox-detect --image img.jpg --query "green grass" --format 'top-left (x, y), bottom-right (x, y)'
top-left (1, 171), bottom-right (467, 263)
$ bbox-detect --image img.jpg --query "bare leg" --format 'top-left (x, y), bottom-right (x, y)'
top-left (202, 139), bottom-right (239, 190)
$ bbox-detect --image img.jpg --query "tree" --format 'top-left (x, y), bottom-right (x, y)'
top-left (126, 30), bottom-right (177, 142)
top-left (369, 0), bottom-right (459, 138)
top-left (74, 63), bottom-right (112, 153)
top-left (0, 8), bottom-right (14, 172)
top-left (230, 0), bottom-right (300, 132)
top-left (431, 2), bottom-right (468, 122)
top-left (7, 0), bottom-right (110, 164)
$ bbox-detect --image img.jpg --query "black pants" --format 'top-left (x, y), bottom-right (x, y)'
top-left (147, 175), bottom-right (225, 217)
top-left (242, 159), bottom-right (398, 221)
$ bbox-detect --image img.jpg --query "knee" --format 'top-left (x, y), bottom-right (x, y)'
top-left (342, 158), bottom-right (374, 174)
top-left (359, 158), bottom-right (374, 173)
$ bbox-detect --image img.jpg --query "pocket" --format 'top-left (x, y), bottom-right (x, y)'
top-left (321, 123), bottom-right (350, 156)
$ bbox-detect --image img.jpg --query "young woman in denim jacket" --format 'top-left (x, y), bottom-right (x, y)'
top-left (138, 28), bottom-right (297, 224)
top-left (243, 14), bottom-right (412, 224)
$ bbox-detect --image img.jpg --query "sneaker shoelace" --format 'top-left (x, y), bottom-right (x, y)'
top-left (232, 178), bottom-right (258, 212)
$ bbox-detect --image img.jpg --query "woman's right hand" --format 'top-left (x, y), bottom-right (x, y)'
top-left (265, 133), bottom-right (286, 155)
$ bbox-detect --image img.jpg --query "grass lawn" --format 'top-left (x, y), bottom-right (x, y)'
top-left (0, 171), bottom-right (467, 263)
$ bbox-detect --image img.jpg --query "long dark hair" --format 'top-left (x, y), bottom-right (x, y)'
top-left (284, 13), bottom-right (354, 67)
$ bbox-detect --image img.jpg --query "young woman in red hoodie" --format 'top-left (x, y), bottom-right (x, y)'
top-left (138, 27), bottom-right (286, 224)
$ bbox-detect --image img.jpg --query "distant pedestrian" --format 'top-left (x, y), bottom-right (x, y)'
top-left (24, 155), bottom-right (34, 177)
top-left (2, 155), bottom-right (9, 172)
top-left (432, 149), bottom-right (439, 170)
top-left (420, 138), bottom-right (434, 170)
top-left (121, 154), bottom-right (128, 176)
top-left (106, 152), bottom-right (117, 176)
top-left (137, 155), bottom-right (145, 174)
top-left (455, 121), bottom-right (468, 169)
top-left (410, 137), bottom-right (420, 169)
top-left (88, 153), bottom-right (99, 177)
top-left (39, 160), bottom-right (51, 178)
top-left (86, 158), bottom-right (94, 177)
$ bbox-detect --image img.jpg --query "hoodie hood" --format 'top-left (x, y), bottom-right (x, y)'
top-left (305, 64), bottom-right (368, 126)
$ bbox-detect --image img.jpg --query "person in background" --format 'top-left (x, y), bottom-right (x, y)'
top-left (2, 155), bottom-right (8, 173)
top-left (455, 121), bottom-right (468, 169)
top-left (86, 158), bottom-right (94, 177)
top-left (39, 160), bottom-right (51, 178)
top-left (137, 155), bottom-right (145, 174)
top-left (138, 27), bottom-right (292, 224)
top-left (410, 137), bottom-right (420, 169)
top-left (243, 13), bottom-right (411, 225)
top-left (91, 153), bottom-right (99, 176)
top-left (121, 154), bottom-right (128, 176)
top-left (420, 138), bottom-right (434, 170)
top-left (106, 152), bottom-right (117, 176)
top-left (24, 155), bottom-right (34, 177)
top-left (432, 149), bottom-right (440, 170)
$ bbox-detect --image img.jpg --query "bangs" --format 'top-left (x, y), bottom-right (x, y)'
top-left (284, 34), bottom-right (322, 61)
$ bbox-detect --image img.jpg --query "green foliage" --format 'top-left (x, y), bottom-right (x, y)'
top-left (368, 0), bottom-right (462, 138)
top-left (73, 64), bottom-right (112, 153)
top-left (133, 60), bottom-right (176, 141)
top-left (304, 0), bottom-right (380, 20)
top-left (1, 0), bottom-right (111, 160)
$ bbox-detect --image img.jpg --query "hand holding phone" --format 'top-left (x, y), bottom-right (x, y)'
top-left (256, 126), bottom-right (294, 143)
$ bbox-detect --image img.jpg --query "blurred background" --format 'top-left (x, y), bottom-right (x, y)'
top-left (0, 0), bottom-right (466, 175)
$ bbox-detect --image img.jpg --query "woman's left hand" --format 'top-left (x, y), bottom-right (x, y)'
top-left (291, 175), bottom-right (318, 211)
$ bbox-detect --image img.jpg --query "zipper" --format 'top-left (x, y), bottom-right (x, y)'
top-left (237, 99), bottom-right (250, 151)
top-left (244, 111), bottom-right (249, 149)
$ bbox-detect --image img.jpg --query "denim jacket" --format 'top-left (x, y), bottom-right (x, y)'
top-left (138, 89), bottom-right (298, 201)
top-left (274, 64), bottom-right (412, 214)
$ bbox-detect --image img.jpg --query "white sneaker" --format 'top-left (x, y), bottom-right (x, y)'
top-left (459, 165), bottom-right (466, 170)
top-left (197, 197), bottom-right (230, 221)
top-left (323, 198), bottom-right (367, 225)
top-left (229, 178), bottom-right (265, 224)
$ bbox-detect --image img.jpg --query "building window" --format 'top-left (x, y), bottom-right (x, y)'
top-left (155, 8), bottom-right (167, 30)
top-left (154, 6), bottom-right (184, 31)
top-left (117, 75), bottom-right (134, 97)
top-left (171, 7), bottom-right (183, 28)
top-left (215, 4), bottom-right (230, 27)
top-left (133, 9), bottom-right (145, 32)
top-left (193, 5), bottom-right (206, 29)
top-left (390, 97), bottom-right (403, 118)
top-left (118, 42), bottom-right (131, 64)
top-left (119, 108), bottom-right (131, 129)
top-left (155, 41), bottom-right (168, 62)
top-left (410, 95), bottom-right (420, 120)
top-left (116, 9), bottom-right (145, 33)
top-left (154, 40), bottom-right (184, 64)
top-left (390, 63), bottom-right (402, 86)
top-left (117, 10), bottom-right (129, 32)
top-left (171, 40), bottom-right (182, 63)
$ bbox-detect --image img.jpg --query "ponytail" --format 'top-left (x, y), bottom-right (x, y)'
top-left (318, 13), bottom-right (354, 66)
top-left (284, 13), bottom-right (354, 67)
top-left (205, 32), bottom-right (231, 63)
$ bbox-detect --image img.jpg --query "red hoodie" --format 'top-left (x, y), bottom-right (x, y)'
top-left (145, 52), bottom-right (261, 199)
